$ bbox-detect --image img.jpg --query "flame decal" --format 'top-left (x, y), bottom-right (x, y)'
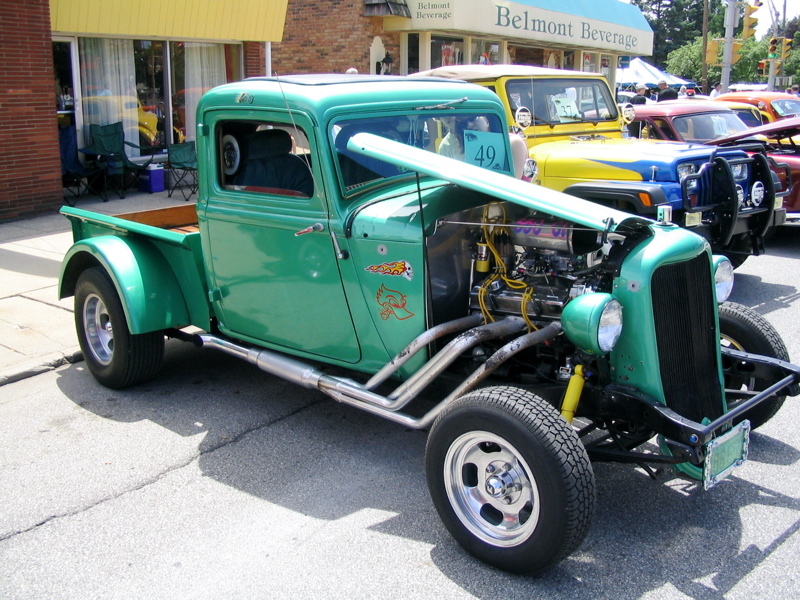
top-left (365, 260), bottom-right (414, 281)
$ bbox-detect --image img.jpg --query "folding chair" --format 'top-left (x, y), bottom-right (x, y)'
top-left (79, 122), bottom-right (153, 200)
top-left (166, 142), bottom-right (198, 201)
top-left (59, 125), bottom-right (101, 206)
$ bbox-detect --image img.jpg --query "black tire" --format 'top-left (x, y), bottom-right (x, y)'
top-left (425, 386), bottom-right (595, 575)
top-left (74, 267), bottom-right (164, 389)
top-left (719, 301), bottom-right (789, 429)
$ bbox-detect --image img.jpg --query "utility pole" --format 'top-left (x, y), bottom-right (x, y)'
top-left (702, 0), bottom-right (709, 94)
top-left (721, 0), bottom-right (738, 93)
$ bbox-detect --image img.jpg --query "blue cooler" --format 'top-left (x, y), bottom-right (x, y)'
top-left (139, 164), bottom-right (165, 193)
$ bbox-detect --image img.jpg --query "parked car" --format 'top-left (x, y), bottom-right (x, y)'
top-left (59, 74), bottom-right (800, 575)
top-left (709, 116), bottom-right (800, 223)
top-left (629, 100), bottom-right (794, 224)
top-left (631, 101), bottom-right (752, 143)
top-left (415, 64), bottom-right (627, 144)
top-left (714, 91), bottom-right (800, 123)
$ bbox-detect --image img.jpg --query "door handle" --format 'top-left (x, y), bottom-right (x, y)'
top-left (295, 222), bottom-right (324, 236)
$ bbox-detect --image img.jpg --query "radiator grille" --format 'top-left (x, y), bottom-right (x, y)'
top-left (651, 255), bottom-right (724, 422)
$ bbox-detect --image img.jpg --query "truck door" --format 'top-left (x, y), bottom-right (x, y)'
top-left (198, 115), bottom-right (360, 363)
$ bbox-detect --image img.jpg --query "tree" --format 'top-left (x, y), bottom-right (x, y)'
top-left (632, 0), bottom-right (727, 69)
top-left (665, 36), bottom-right (795, 85)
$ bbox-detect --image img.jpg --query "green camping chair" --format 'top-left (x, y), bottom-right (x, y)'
top-left (79, 122), bottom-right (153, 200)
top-left (166, 141), bottom-right (198, 201)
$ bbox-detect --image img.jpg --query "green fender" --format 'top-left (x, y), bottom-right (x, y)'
top-left (59, 235), bottom-right (190, 334)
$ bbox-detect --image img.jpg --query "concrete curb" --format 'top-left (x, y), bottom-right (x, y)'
top-left (0, 347), bottom-right (84, 387)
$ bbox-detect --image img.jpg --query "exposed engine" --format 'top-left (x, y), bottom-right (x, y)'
top-left (463, 205), bottom-right (613, 324)
top-left (426, 201), bottom-right (620, 389)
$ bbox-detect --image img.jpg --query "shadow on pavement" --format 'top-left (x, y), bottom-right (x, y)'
top-left (54, 336), bottom-right (800, 597)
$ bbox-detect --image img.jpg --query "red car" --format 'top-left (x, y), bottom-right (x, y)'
top-left (630, 100), bottom-right (753, 143)
top-left (710, 116), bottom-right (800, 223)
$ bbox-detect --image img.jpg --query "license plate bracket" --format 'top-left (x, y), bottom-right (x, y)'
top-left (704, 419), bottom-right (750, 489)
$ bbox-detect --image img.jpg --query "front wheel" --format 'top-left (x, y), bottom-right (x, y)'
top-left (74, 267), bottom-right (164, 389)
top-left (719, 301), bottom-right (789, 429)
top-left (425, 386), bottom-right (595, 575)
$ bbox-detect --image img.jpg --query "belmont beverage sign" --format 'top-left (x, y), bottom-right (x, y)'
top-left (402, 1), bottom-right (653, 56)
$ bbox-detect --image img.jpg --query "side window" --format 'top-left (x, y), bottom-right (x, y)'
top-left (218, 120), bottom-right (314, 198)
top-left (652, 118), bottom-right (678, 141)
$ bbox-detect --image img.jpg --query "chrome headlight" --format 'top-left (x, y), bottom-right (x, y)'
top-left (621, 103), bottom-right (636, 124)
top-left (677, 162), bottom-right (697, 181)
top-left (561, 294), bottom-right (623, 355)
top-left (731, 163), bottom-right (749, 180)
top-left (523, 158), bottom-right (538, 181)
top-left (750, 180), bottom-right (765, 206)
top-left (736, 184), bottom-right (745, 206)
top-left (713, 256), bottom-right (734, 303)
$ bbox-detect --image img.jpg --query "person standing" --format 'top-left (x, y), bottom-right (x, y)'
top-left (627, 83), bottom-right (649, 137)
top-left (657, 79), bottom-right (678, 101)
top-left (710, 83), bottom-right (722, 98)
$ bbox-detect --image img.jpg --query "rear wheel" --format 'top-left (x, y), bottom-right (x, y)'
top-left (719, 301), bottom-right (789, 429)
top-left (425, 386), bottom-right (595, 575)
top-left (74, 267), bottom-right (164, 389)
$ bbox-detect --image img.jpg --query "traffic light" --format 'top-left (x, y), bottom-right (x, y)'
top-left (757, 60), bottom-right (766, 76)
top-left (731, 40), bottom-right (744, 64)
top-left (782, 37), bottom-right (793, 61)
top-left (705, 39), bottom-right (720, 65)
top-left (769, 37), bottom-right (780, 58)
top-left (742, 1), bottom-right (762, 41)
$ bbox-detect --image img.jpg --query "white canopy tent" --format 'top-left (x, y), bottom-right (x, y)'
top-left (616, 57), bottom-right (694, 89)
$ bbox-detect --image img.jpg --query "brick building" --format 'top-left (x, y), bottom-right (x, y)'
top-left (0, 0), bottom-right (63, 221)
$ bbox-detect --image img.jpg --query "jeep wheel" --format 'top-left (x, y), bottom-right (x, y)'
top-left (75, 267), bottom-right (164, 389)
top-left (425, 386), bottom-right (595, 575)
top-left (719, 301), bottom-right (789, 429)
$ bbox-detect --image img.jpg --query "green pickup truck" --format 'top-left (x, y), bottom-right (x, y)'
top-left (59, 74), bottom-right (800, 575)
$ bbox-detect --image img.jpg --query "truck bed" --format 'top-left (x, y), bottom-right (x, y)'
top-left (60, 203), bottom-right (210, 332)
top-left (61, 204), bottom-right (200, 243)
top-left (112, 203), bottom-right (199, 234)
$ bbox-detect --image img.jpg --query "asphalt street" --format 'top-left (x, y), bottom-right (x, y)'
top-left (1, 226), bottom-right (799, 599)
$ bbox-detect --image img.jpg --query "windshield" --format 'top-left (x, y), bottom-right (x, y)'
top-left (731, 108), bottom-right (763, 127)
top-left (332, 112), bottom-right (508, 193)
top-left (672, 112), bottom-right (750, 143)
top-left (772, 98), bottom-right (800, 117)
top-left (505, 77), bottom-right (619, 125)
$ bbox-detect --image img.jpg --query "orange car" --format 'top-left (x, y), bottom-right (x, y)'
top-left (714, 91), bottom-right (800, 123)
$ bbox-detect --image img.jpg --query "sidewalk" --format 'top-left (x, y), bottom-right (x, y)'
top-left (0, 188), bottom-right (194, 386)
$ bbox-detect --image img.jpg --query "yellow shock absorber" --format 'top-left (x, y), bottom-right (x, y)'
top-left (561, 365), bottom-right (585, 424)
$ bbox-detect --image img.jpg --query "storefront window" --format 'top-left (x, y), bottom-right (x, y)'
top-left (471, 40), bottom-right (500, 65)
top-left (78, 38), bottom-right (240, 157)
top-left (432, 36), bottom-right (464, 68)
top-left (171, 42), bottom-right (240, 143)
top-left (79, 38), bottom-right (165, 156)
top-left (53, 41), bottom-right (75, 119)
